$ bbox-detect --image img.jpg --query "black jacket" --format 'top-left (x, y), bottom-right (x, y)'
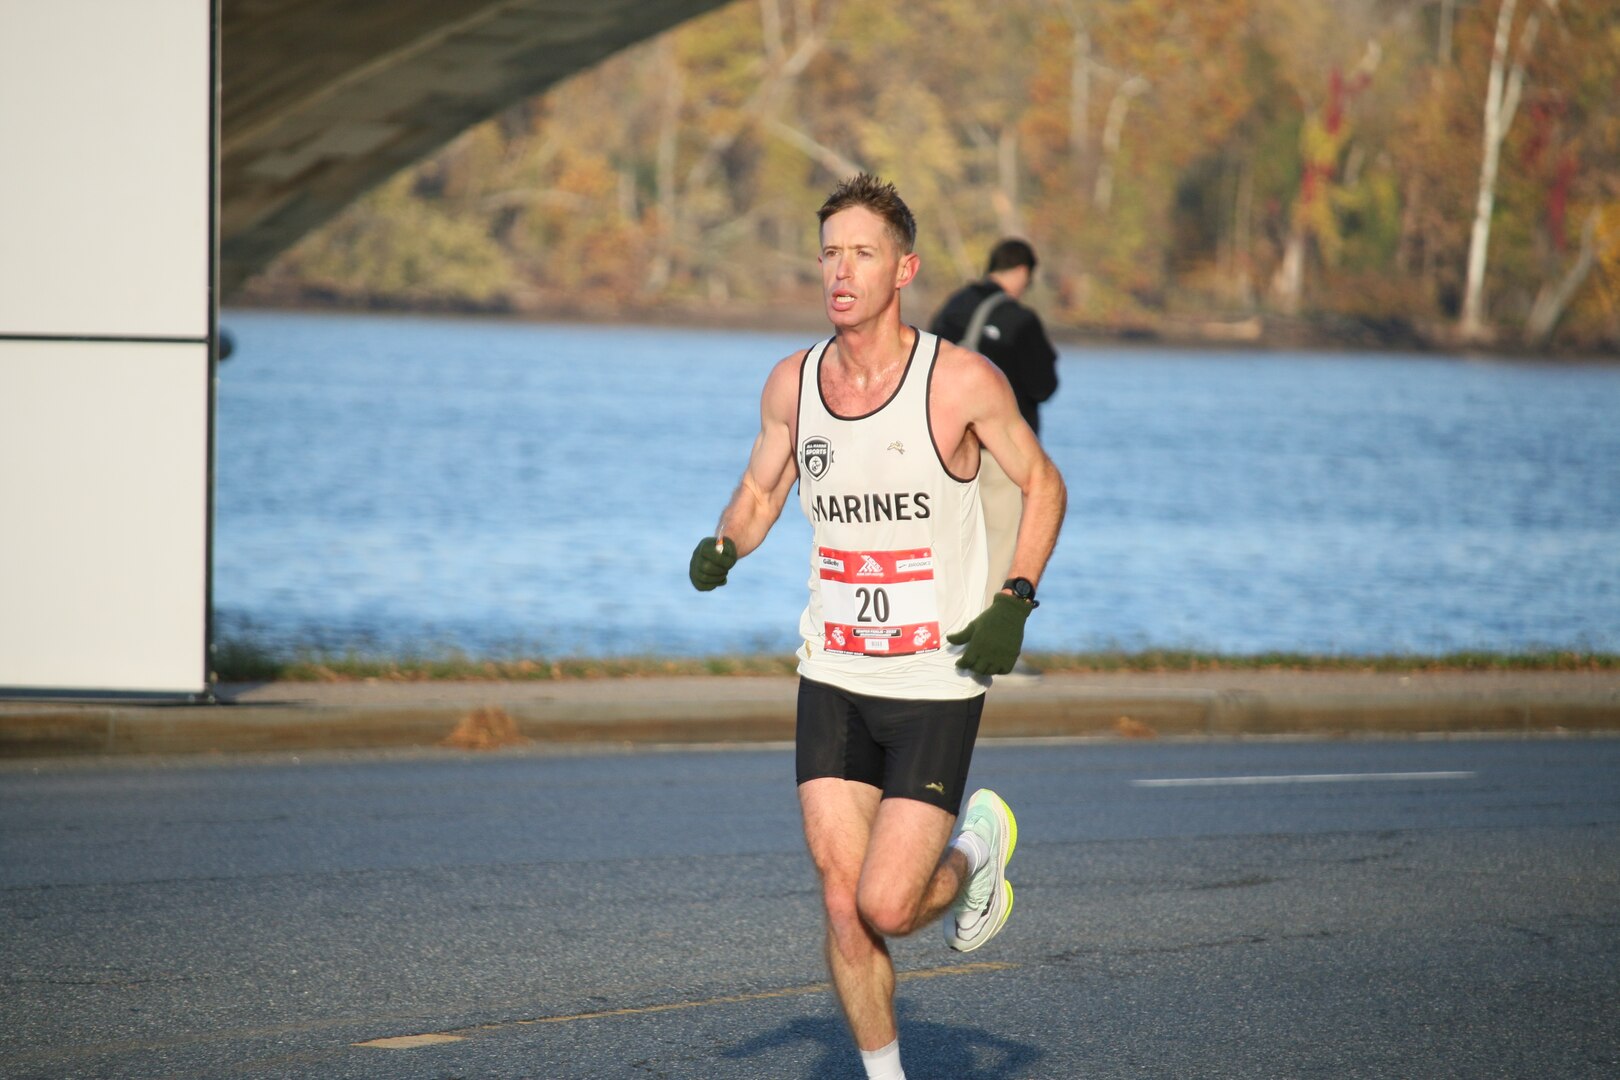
top-left (928, 280), bottom-right (1059, 434)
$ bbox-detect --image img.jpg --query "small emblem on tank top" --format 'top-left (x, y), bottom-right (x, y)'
top-left (803, 436), bottom-right (833, 479)
top-left (888, 441), bottom-right (905, 454)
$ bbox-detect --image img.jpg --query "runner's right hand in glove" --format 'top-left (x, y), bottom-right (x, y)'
top-left (689, 536), bottom-right (738, 591)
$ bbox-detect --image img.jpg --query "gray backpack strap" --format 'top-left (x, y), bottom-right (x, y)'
top-left (962, 289), bottom-right (1009, 351)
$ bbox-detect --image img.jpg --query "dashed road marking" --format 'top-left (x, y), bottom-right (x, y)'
top-left (1132, 770), bottom-right (1477, 788)
top-left (355, 1033), bottom-right (466, 1049)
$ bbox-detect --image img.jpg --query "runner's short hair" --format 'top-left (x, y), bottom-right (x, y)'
top-left (986, 238), bottom-right (1038, 274)
top-left (817, 173), bottom-right (917, 254)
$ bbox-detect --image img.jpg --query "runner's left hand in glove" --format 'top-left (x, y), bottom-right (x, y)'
top-left (947, 593), bottom-right (1033, 676)
top-left (689, 536), bottom-right (738, 591)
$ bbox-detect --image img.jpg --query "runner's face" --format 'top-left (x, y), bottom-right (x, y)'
top-left (819, 206), bottom-right (917, 329)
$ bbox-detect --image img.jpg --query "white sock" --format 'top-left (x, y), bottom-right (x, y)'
top-left (860, 1038), bottom-right (906, 1080)
top-left (952, 830), bottom-right (990, 876)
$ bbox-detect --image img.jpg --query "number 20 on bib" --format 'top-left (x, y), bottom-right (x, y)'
top-left (818, 547), bottom-right (941, 656)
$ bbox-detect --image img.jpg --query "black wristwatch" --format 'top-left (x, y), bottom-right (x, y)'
top-left (1002, 577), bottom-right (1039, 608)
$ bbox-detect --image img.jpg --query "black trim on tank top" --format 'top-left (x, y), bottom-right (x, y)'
top-left (926, 335), bottom-right (978, 484)
top-left (795, 342), bottom-right (820, 482)
top-left (816, 327), bottom-right (921, 422)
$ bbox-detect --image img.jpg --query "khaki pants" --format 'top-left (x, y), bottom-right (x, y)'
top-left (978, 451), bottom-right (1022, 609)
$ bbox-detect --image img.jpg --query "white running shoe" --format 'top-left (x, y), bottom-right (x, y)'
top-left (944, 788), bottom-right (1017, 952)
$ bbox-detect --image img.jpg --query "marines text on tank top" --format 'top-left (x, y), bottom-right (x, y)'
top-left (795, 329), bottom-right (990, 701)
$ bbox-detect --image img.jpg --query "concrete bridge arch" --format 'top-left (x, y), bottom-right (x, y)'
top-left (222, 0), bottom-right (733, 296)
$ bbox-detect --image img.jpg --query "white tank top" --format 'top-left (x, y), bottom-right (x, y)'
top-left (795, 329), bottom-right (990, 700)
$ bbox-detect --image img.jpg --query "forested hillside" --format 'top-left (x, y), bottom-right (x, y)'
top-left (241, 0), bottom-right (1620, 352)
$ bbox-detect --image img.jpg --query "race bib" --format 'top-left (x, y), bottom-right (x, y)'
top-left (818, 546), bottom-right (941, 656)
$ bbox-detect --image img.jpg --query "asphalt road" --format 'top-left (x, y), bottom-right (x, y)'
top-left (2, 736), bottom-right (1617, 1079)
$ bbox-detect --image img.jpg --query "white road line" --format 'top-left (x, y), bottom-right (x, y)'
top-left (1132, 771), bottom-right (1477, 788)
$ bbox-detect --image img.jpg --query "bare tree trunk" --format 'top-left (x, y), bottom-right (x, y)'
top-left (1459, 0), bottom-right (1548, 342)
top-left (1524, 210), bottom-right (1599, 347)
top-left (1270, 226), bottom-right (1307, 314)
top-left (761, 0), bottom-right (786, 66)
top-left (935, 197), bottom-right (979, 284)
top-left (1053, 0), bottom-right (1092, 174)
top-left (1397, 174), bottom-right (1424, 276)
top-left (644, 39), bottom-right (681, 295)
top-left (993, 126), bottom-right (1023, 237)
top-left (1268, 41), bottom-right (1381, 315)
top-left (1231, 157), bottom-right (1256, 308)
top-left (1094, 75), bottom-right (1148, 214)
top-left (617, 167), bottom-right (637, 224)
top-left (1071, 26), bottom-right (1092, 173)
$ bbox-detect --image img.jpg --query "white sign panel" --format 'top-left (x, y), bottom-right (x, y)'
top-left (0, 342), bottom-right (210, 693)
top-left (0, 0), bottom-right (213, 695)
top-left (0, 1), bottom-right (210, 339)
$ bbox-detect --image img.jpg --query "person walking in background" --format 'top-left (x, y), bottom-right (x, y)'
top-left (929, 239), bottom-right (1059, 677)
top-left (929, 239), bottom-right (1058, 438)
top-left (689, 175), bottom-right (1066, 1080)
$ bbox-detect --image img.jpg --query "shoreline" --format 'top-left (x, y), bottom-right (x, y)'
top-left (209, 645), bottom-right (1620, 684)
top-left (222, 297), bottom-right (1620, 365)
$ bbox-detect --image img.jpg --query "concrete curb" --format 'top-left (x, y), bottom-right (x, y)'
top-left (980, 687), bottom-right (1620, 739)
top-left (3, 672), bottom-right (1618, 758)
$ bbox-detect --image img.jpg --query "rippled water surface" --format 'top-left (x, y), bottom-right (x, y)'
top-left (214, 310), bottom-right (1620, 657)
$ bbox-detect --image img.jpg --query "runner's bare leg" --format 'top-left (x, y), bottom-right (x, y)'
top-left (800, 779), bottom-right (969, 1049)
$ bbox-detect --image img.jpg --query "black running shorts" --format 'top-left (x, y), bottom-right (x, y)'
top-left (795, 677), bottom-right (985, 813)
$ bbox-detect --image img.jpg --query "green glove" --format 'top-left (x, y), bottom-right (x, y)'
top-left (947, 593), bottom-right (1033, 676)
top-left (689, 537), bottom-right (738, 591)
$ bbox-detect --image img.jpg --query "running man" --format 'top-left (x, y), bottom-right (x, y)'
top-left (689, 174), bottom-right (1066, 1080)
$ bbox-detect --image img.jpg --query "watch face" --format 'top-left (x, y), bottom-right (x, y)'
top-left (1006, 578), bottom-right (1035, 601)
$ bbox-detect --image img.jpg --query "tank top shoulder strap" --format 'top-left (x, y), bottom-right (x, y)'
top-left (804, 336), bottom-right (833, 371)
top-left (799, 335), bottom-right (833, 402)
top-left (896, 329), bottom-right (940, 413)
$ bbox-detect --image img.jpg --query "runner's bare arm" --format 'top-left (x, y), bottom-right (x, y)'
top-left (715, 354), bottom-right (803, 558)
top-left (943, 345), bottom-right (1067, 589)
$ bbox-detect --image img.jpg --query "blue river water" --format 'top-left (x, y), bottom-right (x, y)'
top-left (214, 309), bottom-right (1620, 658)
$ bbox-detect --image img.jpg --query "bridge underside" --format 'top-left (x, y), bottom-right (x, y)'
top-left (221, 0), bottom-right (731, 297)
